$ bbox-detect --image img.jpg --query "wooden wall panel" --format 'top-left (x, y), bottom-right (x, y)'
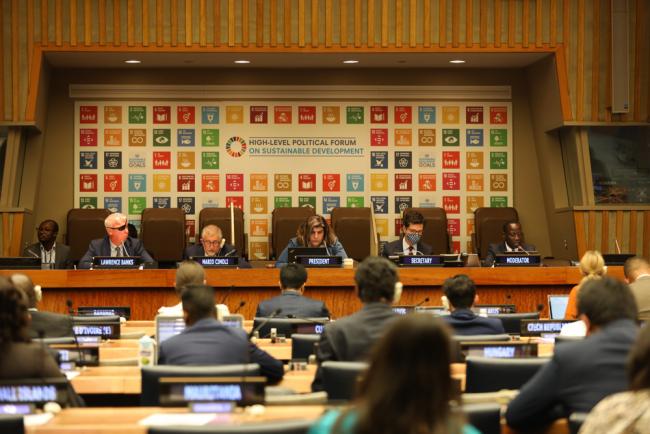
top-left (573, 210), bottom-right (650, 258)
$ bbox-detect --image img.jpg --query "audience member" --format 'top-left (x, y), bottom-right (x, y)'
top-left (23, 219), bottom-right (71, 269)
top-left (579, 324), bottom-right (650, 434)
top-left (624, 256), bottom-right (650, 321)
top-left (506, 277), bottom-right (639, 429)
top-left (78, 213), bottom-right (154, 269)
top-left (440, 274), bottom-right (505, 335)
top-left (565, 250), bottom-right (606, 320)
top-left (483, 221), bottom-right (536, 266)
top-left (10, 273), bottom-right (73, 338)
top-left (381, 209), bottom-right (433, 257)
top-left (311, 256), bottom-right (398, 391)
top-left (255, 263), bottom-right (330, 318)
top-left (157, 260), bottom-right (229, 319)
top-left (0, 276), bottom-right (63, 379)
top-left (309, 314), bottom-right (479, 434)
top-left (276, 214), bottom-right (347, 267)
top-left (157, 284), bottom-right (283, 384)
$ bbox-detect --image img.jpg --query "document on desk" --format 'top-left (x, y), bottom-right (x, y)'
top-left (64, 371), bottom-right (81, 380)
top-left (139, 413), bottom-right (218, 426)
top-left (24, 413), bottom-right (54, 426)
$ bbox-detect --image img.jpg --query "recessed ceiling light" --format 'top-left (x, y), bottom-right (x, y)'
top-left (449, 59), bottom-right (466, 64)
top-left (234, 60), bottom-right (251, 64)
top-left (342, 60), bottom-right (359, 64)
top-left (124, 59), bottom-right (141, 64)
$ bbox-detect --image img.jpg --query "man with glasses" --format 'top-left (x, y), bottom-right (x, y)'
top-left (381, 209), bottom-right (433, 257)
top-left (78, 212), bottom-right (154, 269)
top-left (23, 220), bottom-right (72, 269)
top-left (184, 224), bottom-right (251, 267)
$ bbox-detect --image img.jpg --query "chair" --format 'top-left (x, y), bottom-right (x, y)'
top-left (148, 420), bottom-right (313, 434)
top-left (199, 207), bottom-right (246, 258)
top-left (321, 360), bottom-right (369, 401)
top-left (0, 415), bottom-right (24, 434)
top-left (465, 356), bottom-right (549, 393)
top-left (462, 403), bottom-right (501, 434)
top-left (140, 364), bottom-right (260, 406)
top-left (488, 312), bottom-right (540, 334)
top-left (252, 318), bottom-right (328, 339)
top-left (568, 412), bottom-right (589, 434)
top-left (291, 333), bottom-right (321, 360)
top-left (472, 207), bottom-right (519, 259)
top-left (270, 207), bottom-right (315, 260)
top-left (65, 208), bottom-right (112, 262)
top-left (404, 207), bottom-right (450, 254)
top-left (330, 207), bottom-right (373, 261)
top-left (140, 208), bottom-right (185, 264)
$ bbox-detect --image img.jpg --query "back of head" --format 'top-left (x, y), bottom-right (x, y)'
top-left (579, 250), bottom-right (606, 279)
top-left (10, 274), bottom-right (38, 309)
top-left (175, 260), bottom-right (206, 294)
top-left (0, 277), bottom-right (30, 347)
top-left (181, 284), bottom-right (216, 324)
top-left (280, 263), bottom-right (308, 290)
top-left (627, 324), bottom-right (650, 391)
top-left (442, 274), bottom-right (476, 309)
top-left (577, 276), bottom-right (637, 327)
top-left (355, 256), bottom-right (398, 303)
top-left (355, 314), bottom-right (458, 434)
top-left (624, 256), bottom-right (650, 281)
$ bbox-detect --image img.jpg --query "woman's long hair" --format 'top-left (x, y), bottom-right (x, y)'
top-left (578, 250), bottom-right (606, 288)
top-left (296, 215), bottom-right (337, 247)
top-left (354, 314), bottom-right (463, 434)
top-left (0, 277), bottom-right (30, 349)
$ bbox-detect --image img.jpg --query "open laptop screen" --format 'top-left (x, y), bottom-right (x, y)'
top-left (548, 295), bottom-right (570, 320)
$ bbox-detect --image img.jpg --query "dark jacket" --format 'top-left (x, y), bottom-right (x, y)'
top-left (442, 308), bottom-right (506, 335)
top-left (157, 317), bottom-right (284, 384)
top-left (312, 302), bottom-right (397, 391)
top-left (256, 290), bottom-right (330, 318)
top-left (78, 236), bottom-right (155, 269)
top-left (0, 342), bottom-right (64, 379)
top-left (381, 238), bottom-right (434, 257)
top-left (506, 319), bottom-right (639, 429)
top-left (483, 242), bottom-right (537, 266)
top-left (183, 243), bottom-right (251, 268)
top-left (29, 310), bottom-right (74, 338)
top-left (23, 242), bottom-right (72, 269)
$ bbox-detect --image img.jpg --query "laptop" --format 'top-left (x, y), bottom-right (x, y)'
top-left (287, 247), bottom-right (328, 263)
top-left (548, 295), bottom-right (570, 320)
top-left (154, 315), bottom-right (186, 362)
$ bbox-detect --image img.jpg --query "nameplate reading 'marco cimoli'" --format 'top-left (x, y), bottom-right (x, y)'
top-left (191, 256), bottom-right (239, 267)
top-left (295, 256), bottom-right (343, 268)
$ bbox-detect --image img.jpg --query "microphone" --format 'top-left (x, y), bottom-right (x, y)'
top-left (223, 248), bottom-right (237, 257)
top-left (414, 296), bottom-right (430, 307)
top-left (233, 300), bottom-right (246, 314)
top-left (536, 303), bottom-right (545, 313)
top-left (515, 245), bottom-right (532, 256)
top-left (248, 308), bottom-right (282, 340)
top-left (219, 285), bottom-right (234, 305)
top-left (615, 239), bottom-right (622, 254)
top-left (66, 299), bottom-right (86, 367)
top-left (26, 248), bottom-right (40, 259)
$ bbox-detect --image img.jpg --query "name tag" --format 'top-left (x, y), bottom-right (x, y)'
top-left (192, 256), bottom-right (239, 267)
top-left (295, 256), bottom-right (343, 267)
top-left (520, 320), bottom-right (574, 336)
top-left (494, 254), bottom-right (541, 267)
top-left (92, 256), bottom-right (142, 269)
top-left (398, 255), bottom-right (444, 267)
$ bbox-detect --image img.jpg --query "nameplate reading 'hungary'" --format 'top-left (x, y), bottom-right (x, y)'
top-left (191, 256), bottom-right (239, 268)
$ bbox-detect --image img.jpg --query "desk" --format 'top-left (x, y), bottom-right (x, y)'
top-left (1, 267), bottom-right (623, 320)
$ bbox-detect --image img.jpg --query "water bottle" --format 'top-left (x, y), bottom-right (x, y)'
top-left (138, 335), bottom-right (155, 367)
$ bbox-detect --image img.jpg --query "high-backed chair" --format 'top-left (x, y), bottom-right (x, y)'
top-left (148, 420), bottom-right (313, 434)
top-left (65, 208), bottom-right (111, 262)
top-left (140, 208), bottom-right (185, 264)
top-left (291, 333), bottom-right (321, 360)
top-left (0, 415), bottom-right (24, 434)
top-left (198, 207), bottom-right (246, 258)
top-left (472, 207), bottom-right (519, 259)
top-left (321, 360), bottom-right (369, 402)
top-left (140, 364), bottom-right (260, 406)
top-left (404, 207), bottom-right (450, 254)
top-left (330, 207), bottom-right (373, 261)
top-left (462, 403), bottom-right (501, 434)
top-left (465, 356), bottom-right (549, 393)
top-left (488, 312), bottom-right (540, 334)
top-left (270, 207), bottom-right (315, 260)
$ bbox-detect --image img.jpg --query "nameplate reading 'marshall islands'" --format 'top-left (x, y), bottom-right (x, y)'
top-left (398, 255), bottom-right (444, 267)
top-left (295, 255), bottom-right (343, 268)
top-left (191, 256), bottom-right (239, 268)
top-left (494, 253), bottom-right (541, 267)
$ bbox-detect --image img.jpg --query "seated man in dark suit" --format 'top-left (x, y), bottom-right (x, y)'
top-left (312, 256), bottom-right (399, 391)
top-left (158, 284), bottom-right (284, 384)
top-left (23, 220), bottom-right (72, 269)
top-left (78, 212), bottom-right (154, 269)
top-left (381, 209), bottom-right (433, 257)
top-left (10, 273), bottom-right (73, 338)
top-left (441, 274), bottom-right (505, 335)
top-left (506, 277), bottom-right (639, 430)
top-left (483, 221), bottom-right (536, 266)
top-left (255, 263), bottom-right (330, 318)
top-left (184, 224), bottom-right (251, 268)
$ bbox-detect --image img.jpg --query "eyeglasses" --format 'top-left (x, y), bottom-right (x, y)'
top-left (201, 239), bottom-right (221, 246)
top-left (107, 224), bottom-right (128, 231)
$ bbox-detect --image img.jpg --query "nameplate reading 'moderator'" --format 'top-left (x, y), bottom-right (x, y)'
top-left (494, 254), bottom-right (541, 267)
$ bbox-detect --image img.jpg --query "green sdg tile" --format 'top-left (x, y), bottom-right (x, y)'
top-left (201, 152), bottom-right (219, 169)
top-left (201, 129), bottom-right (219, 146)
top-left (128, 197), bottom-right (146, 214)
top-left (442, 129), bottom-right (460, 146)
top-left (490, 196), bottom-right (508, 208)
top-left (346, 197), bottom-right (364, 207)
top-left (298, 197), bottom-right (316, 209)
top-left (79, 197), bottom-right (97, 209)
top-left (274, 196), bottom-right (292, 208)
top-left (152, 129), bottom-right (171, 146)
top-left (128, 106), bottom-right (146, 124)
top-left (490, 129), bottom-right (507, 146)
top-left (346, 107), bottom-right (364, 124)
top-left (490, 152), bottom-right (508, 169)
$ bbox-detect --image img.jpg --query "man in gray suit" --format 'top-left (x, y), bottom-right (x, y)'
top-left (23, 220), bottom-right (72, 269)
top-left (10, 273), bottom-right (73, 338)
top-left (311, 256), bottom-right (399, 391)
top-left (624, 256), bottom-right (650, 321)
top-left (255, 263), bottom-right (330, 318)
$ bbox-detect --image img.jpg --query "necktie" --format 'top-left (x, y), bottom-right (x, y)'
top-left (115, 246), bottom-right (123, 257)
top-left (408, 246), bottom-right (414, 256)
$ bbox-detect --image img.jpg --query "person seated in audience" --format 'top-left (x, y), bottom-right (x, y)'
top-left (183, 224), bottom-right (251, 268)
top-left (23, 219), bottom-right (71, 269)
top-left (157, 260), bottom-right (229, 319)
top-left (157, 284), bottom-right (284, 384)
top-left (624, 256), bottom-right (650, 321)
top-left (255, 263), bottom-right (330, 318)
top-left (10, 273), bottom-right (73, 338)
top-left (381, 209), bottom-right (433, 257)
top-left (579, 322), bottom-right (650, 434)
top-left (78, 212), bottom-right (154, 269)
top-left (276, 214), bottom-right (347, 267)
top-left (309, 314), bottom-right (480, 434)
top-left (483, 221), bottom-right (536, 266)
top-left (0, 276), bottom-right (64, 379)
top-left (440, 274), bottom-right (505, 335)
top-left (506, 277), bottom-right (639, 430)
top-left (311, 256), bottom-right (399, 391)
top-left (565, 250), bottom-right (606, 320)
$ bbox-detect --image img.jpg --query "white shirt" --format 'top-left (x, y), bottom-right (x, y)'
top-left (109, 241), bottom-right (125, 257)
top-left (157, 302), bottom-right (230, 320)
top-left (560, 320), bottom-right (587, 337)
top-left (40, 242), bottom-right (56, 265)
top-left (401, 238), bottom-right (418, 255)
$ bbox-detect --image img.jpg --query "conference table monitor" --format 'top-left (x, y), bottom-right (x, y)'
top-left (91, 256), bottom-right (143, 269)
top-left (190, 256), bottom-right (239, 268)
top-left (0, 257), bottom-right (41, 270)
top-left (494, 252), bottom-right (541, 267)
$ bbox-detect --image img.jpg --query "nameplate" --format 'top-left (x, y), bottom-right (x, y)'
top-left (92, 256), bottom-right (142, 269)
top-left (494, 253), bottom-right (541, 267)
top-left (398, 255), bottom-right (444, 267)
top-left (392, 305), bottom-right (416, 315)
top-left (461, 342), bottom-right (538, 359)
top-left (292, 323), bottom-right (326, 334)
top-left (295, 255), bottom-right (343, 267)
top-left (520, 319), bottom-right (574, 336)
top-left (78, 306), bottom-right (131, 320)
top-left (159, 377), bottom-right (266, 406)
top-left (72, 323), bottom-right (120, 339)
top-left (0, 379), bottom-right (68, 406)
top-left (191, 256), bottom-right (239, 268)
top-left (51, 344), bottom-right (100, 367)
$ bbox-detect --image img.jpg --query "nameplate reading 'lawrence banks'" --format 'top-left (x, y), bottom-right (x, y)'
top-left (398, 255), bottom-right (444, 267)
top-left (191, 256), bottom-right (239, 267)
top-left (295, 255), bottom-right (343, 267)
top-left (494, 253), bottom-right (541, 267)
top-left (92, 256), bottom-right (142, 269)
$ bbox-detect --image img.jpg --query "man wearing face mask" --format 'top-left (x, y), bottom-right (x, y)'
top-left (381, 209), bottom-right (433, 257)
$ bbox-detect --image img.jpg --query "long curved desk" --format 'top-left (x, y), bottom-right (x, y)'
top-left (0, 266), bottom-right (624, 320)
